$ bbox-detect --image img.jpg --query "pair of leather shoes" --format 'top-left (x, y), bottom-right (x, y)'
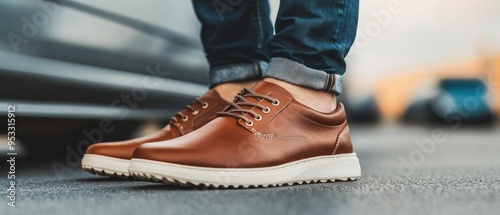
top-left (82, 81), bottom-right (361, 188)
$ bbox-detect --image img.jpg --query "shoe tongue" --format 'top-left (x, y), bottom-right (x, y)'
top-left (219, 81), bottom-right (294, 121)
top-left (232, 81), bottom-right (293, 106)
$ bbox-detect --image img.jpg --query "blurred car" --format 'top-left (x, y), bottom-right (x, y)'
top-left (402, 79), bottom-right (495, 125)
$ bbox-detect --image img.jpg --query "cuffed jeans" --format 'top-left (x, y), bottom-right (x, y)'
top-left (192, 0), bottom-right (359, 94)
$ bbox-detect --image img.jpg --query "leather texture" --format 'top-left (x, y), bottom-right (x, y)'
top-left (133, 81), bottom-right (354, 168)
top-left (85, 89), bottom-right (228, 160)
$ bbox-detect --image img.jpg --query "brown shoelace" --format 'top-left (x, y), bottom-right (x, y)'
top-left (216, 88), bottom-right (279, 126)
top-left (170, 99), bottom-right (209, 124)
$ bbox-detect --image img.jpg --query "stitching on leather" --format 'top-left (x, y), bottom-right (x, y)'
top-left (251, 129), bottom-right (304, 139)
top-left (333, 126), bottom-right (349, 155)
top-left (245, 99), bottom-right (296, 139)
top-left (267, 100), bottom-right (292, 134)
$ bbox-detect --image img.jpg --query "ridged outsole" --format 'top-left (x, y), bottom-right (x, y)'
top-left (83, 166), bottom-right (130, 179)
top-left (129, 171), bottom-right (358, 189)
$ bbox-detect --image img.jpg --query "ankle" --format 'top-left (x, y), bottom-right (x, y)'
top-left (263, 78), bottom-right (337, 113)
top-left (213, 80), bottom-right (260, 102)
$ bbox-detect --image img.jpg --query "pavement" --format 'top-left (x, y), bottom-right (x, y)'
top-left (1, 125), bottom-right (499, 215)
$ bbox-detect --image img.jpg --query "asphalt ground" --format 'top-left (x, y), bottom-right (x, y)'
top-left (1, 125), bottom-right (499, 215)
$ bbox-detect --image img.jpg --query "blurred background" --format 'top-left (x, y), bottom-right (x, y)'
top-left (0, 0), bottom-right (499, 158)
top-left (1, 1), bottom-right (500, 214)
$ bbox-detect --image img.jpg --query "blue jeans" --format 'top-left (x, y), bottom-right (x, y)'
top-left (192, 0), bottom-right (359, 94)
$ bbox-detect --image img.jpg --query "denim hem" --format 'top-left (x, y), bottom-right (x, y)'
top-left (264, 57), bottom-right (343, 95)
top-left (209, 61), bottom-right (268, 88)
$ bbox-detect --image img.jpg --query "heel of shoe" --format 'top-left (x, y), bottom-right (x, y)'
top-left (333, 125), bottom-right (354, 155)
top-left (313, 153), bottom-right (361, 180)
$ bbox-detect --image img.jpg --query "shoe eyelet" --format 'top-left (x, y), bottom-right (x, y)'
top-left (262, 107), bottom-right (271, 113)
top-left (192, 109), bottom-right (199, 115)
top-left (182, 116), bottom-right (189, 121)
top-left (245, 120), bottom-right (254, 126)
top-left (254, 115), bottom-right (262, 121)
top-left (202, 102), bottom-right (209, 109)
top-left (272, 99), bottom-right (280, 106)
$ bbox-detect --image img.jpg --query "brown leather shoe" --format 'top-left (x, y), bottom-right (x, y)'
top-left (81, 89), bottom-right (228, 177)
top-left (129, 81), bottom-right (361, 187)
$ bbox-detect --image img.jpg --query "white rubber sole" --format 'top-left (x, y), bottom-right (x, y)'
top-left (129, 153), bottom-right (361, 188)
top-left (81, 154), bottom-right (131, 178)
